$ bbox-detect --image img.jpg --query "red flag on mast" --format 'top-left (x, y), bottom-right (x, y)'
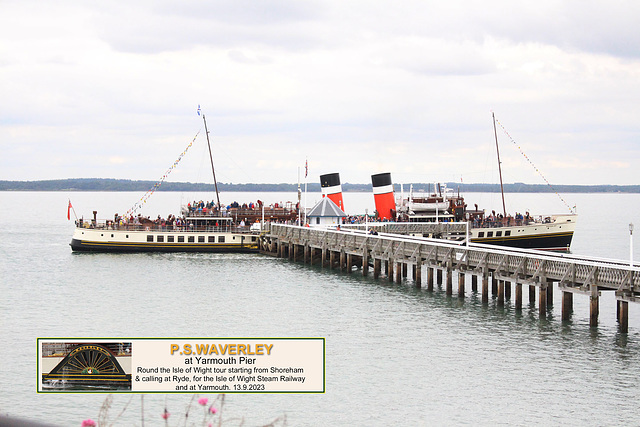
top-left (67, 200), bottom-right (72, 220)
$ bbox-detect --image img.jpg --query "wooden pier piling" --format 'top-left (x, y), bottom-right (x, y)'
top-left (619, 300), bottom-right (629, 333)
top-left (458, 272), bottom-right (465, 298)
top-left (482, 273), bottom-right (489, 304)
top-left (539, 283), bottom-right (547, 317)
top-left (515, 283), bottom-right (522, 310)
top-left (529, 285), bottom-right (536, 305)
top-left (497, 280), bottom-right (505, 306)
top-left (261, 224), bottom-right (640, 333)
top-left (562, 291), bottom-right (573, 321)
top-left (590, 285), bottom-right (599, 327)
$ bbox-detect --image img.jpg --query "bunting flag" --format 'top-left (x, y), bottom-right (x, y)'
top-left (125, 131), bottom-right (200, 217)
top-left (494, 115), bottom-right (575, 214)
top-left (305, 159), bottom-right (308, 178)
top-left (67, 200), bottom-right (72, 220)
top-left (197, 105), bottom-right (201, 116)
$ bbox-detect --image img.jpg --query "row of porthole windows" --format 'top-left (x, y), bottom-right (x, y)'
top-left (142, 235), bottom-right (258, 243)
top-left (97, 232), bottom-right (256, 244)
top-left (477, 230), bottom-right (512, 238)
top-left (146, 235), bottom-right (228, 243)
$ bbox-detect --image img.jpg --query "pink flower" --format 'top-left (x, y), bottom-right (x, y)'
top-left (209, 406), bottom-right (217, 414)
top-left (161, 409), bottom-right (170, 419)
top-left (81, 420), bottom-right (96, 427)
top-left (198, 397), bottom-right (208, 406)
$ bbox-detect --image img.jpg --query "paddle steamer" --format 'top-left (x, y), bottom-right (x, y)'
top-left (379, 113), bottom-right (577, 251)
top-left (394, 183), bottom-right (576, 251)
top-left (70, 111), bottom-right (298, 253)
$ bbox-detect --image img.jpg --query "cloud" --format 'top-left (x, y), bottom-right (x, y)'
top-left (1, 0), bottom-right (640, 185)
top-left (109, 156), bottom-right (130, 165)
top-left (89, 0), bottom-right (328, 54)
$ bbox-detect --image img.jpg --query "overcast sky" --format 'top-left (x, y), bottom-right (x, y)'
top-left (2, 0), bottom-right (639, 186)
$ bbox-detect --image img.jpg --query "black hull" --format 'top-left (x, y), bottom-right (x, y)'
top-left (471, 231), bottom-right (573, 251)
top-left (70, 239), bottom-right (259, 253)
top-left (42, 374), bottom-right (132, 388)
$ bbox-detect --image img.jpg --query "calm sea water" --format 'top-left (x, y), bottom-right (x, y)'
top-left (1, 191), bottom-right (639, 426)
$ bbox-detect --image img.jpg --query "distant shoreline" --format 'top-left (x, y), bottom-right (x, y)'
top-left (1, 179), bottom-right (638, 193)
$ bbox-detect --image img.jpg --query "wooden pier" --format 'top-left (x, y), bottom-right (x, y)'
top-left (260, 224), bottom-right (640, 333)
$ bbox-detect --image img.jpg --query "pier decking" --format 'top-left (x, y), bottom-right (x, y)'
top-left (259, 224), bottom-right (640, 332)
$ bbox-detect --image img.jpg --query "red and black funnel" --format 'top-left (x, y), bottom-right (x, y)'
top-left (320, 172), bottom-right (345, 211)
top-left (371, 172), bottom-right (395, 220)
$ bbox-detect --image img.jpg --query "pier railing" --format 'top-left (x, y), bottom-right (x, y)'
top-left (342, 221), bottom-right (468, 237)
top-left (267, 224), bottom-right (640, 302)
top-left (75, 220), bottom-right (257, 234)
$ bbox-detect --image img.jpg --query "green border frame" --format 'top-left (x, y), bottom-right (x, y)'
top-left (37, 337), bottom-right (325, 394)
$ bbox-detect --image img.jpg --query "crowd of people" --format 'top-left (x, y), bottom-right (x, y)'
top-left (185, 199), bottom-right (299, 217)
top-left (470, 210), bottom-right (536, 228)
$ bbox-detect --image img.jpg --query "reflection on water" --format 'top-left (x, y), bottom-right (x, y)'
top-left (41, 381), bottom-right (131, 392)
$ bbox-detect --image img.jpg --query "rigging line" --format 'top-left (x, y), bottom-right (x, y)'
top-left (493, 116), bottom-right (575, 214)
top-left (125, 130), bottom-right (201, 217)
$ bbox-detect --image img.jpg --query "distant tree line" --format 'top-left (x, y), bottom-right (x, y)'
top-left (0, 178), bottom-right (638, 193)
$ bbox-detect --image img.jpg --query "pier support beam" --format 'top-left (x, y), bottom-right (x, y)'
top-left (529, 285), bottom-right (536, 305)
top-left (388, 260), bottom-right (395, 282)
top-left (619, 300), bottom-right (629, 333)
top-left (346, 253), bottom-right (353, 273)
top-left (402, 263), bottom-right (408, 278)
top-left (362, 251), bottom-right (369, 276)
top-left (515, 282), bottom-right (522, 310)
top-left (504, 281), bottom-right (511, 301)
top-left (329, 251), bottom-right (336, 270)
top-left (590, 285), bottom-right (599, 327)
top-left (539, 282), bottom-right (547, 317)
top-left (427, 267), bottom-right (434, 291)
top-left (492, 275), bottom-right (498, 297)
top-left (437, 269), bottom-right (443, 286)
top-left (304, 244), bottom-right (309, 264)
top-left (497, 280), bottom-right (505, 306)
top-left (458, 272), bottom-right (465, 298)
top-left (471, 275), bottom-right (478, 293)
top-left (446, 266), bottom-right (453, 296)
top-left (547, 282), bottom-right (554, 307)
top-left (415, 263), bottom-right (422, 288)
top-left (396, 262), bottom-right (402, 284)
top-left (482, 272), bottom-right (489, 304)
top-left (373, 259), bottom-right (381, 279)
top-left (561, 291), bottom-right (573, 321)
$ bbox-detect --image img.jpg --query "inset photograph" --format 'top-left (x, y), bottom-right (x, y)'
top-left (40, 342), bottom-right (132, 391)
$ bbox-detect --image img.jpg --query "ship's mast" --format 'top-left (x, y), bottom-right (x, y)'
top-left (202, 114), bottom-right (221, 209)
top-left (492, 112), bottom-right (507, 218)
